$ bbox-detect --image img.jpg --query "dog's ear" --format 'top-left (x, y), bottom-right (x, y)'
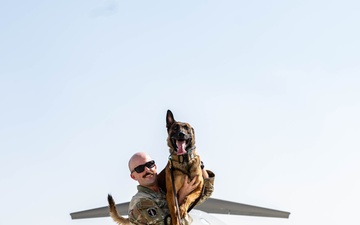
top-left (191, 127), bottom-right (196, 144)
top-left (166, 110), bottom-right (175, 130)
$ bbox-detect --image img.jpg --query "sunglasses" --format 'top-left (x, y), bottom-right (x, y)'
top-left (131, 160), bottom-right (156, 173)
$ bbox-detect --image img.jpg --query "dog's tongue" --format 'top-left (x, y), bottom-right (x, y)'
top-left (176, 140), bottom-right (187, 155)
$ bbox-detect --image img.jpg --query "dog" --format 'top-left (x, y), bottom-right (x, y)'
top-left (108, 110), bottom-right (203, 225)
top-left (157, 110), bottom-right (204, 225)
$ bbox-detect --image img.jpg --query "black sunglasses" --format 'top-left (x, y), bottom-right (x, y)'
top-left (131, 160), bottom-right (156, 173)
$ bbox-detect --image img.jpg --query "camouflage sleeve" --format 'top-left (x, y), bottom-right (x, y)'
top-left (196, 170), bottom-right (215, 206)
top-left (128, 198), bottom-right (168, 225)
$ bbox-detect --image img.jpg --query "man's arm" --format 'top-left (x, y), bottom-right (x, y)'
top-left (177, 176), bottom-right (200, 205)
top-left (196, 168), bottom-right (215, 206)
top-left (177, 167), bottom-right (215, 206)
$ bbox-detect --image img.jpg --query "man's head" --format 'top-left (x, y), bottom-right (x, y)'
top-left (128, 152), bottom-right (157, 187)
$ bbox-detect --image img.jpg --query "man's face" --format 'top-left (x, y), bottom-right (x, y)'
top-left (130, 154), bottom-right (157, 187)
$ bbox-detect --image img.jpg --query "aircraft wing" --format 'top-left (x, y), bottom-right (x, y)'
top-left (195, 198), bottom-right (290, 218)
top-left (70, 198), bottom-right (290, 219)
top-left (71, 201), bottom-right (128, 219)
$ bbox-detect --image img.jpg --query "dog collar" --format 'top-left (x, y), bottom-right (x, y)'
top-left (169, 151), bottom-right (196, 164)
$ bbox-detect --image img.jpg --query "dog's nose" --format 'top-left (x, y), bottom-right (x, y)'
top-left (178, 132), bottom-right (185, 138)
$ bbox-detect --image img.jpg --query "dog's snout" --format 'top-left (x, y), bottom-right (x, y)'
top-left (178, 131), bottom-right (185, 138)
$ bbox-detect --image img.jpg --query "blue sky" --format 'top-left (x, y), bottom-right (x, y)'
top-left (1, 1), bottom-right (360, 225)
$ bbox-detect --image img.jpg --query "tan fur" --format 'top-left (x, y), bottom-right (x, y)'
top-left (163, 110), bottom-right (204, 225)
top-left (107, 194), bottom-right (130, 225)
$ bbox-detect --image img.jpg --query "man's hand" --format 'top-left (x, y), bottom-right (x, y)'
top-left (178, 176), bottom-right (200, 205)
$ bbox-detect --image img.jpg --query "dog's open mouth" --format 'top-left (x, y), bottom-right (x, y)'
top-left (173, 138), bottom-right (191, 155)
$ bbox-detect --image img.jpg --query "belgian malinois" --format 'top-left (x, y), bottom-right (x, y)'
top-left (157, 110), bottom-right (204, 225)
top-left (108, 110), bottom-right (203, 225)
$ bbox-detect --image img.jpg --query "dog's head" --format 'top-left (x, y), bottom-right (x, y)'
top-left (166, 110), bottom-right (195, 156)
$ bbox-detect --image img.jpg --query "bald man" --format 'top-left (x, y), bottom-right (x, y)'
top-left (127, 152), bottom-right (215, 225)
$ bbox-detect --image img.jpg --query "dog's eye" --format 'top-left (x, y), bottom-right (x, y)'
top-left (183, 126), bottom-right (189, 130)
top-left (174, 125), bottom-right (179, 130)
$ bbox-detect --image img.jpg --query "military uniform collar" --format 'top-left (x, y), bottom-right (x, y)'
top-left (137, 185), bottom-right (165, 195)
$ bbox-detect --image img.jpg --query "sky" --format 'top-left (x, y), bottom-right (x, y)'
top-left (1, 0), bottom-right (360, 225)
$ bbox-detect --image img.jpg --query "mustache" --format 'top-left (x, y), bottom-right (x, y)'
top-left (143, 171), bottom-right (155, 178)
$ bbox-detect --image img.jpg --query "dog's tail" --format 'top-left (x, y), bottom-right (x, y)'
top-left (108, 194), bottom-right (130, 225)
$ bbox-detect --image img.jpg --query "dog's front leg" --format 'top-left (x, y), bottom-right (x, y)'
top-left (178, 176), bottom-right (203, 218)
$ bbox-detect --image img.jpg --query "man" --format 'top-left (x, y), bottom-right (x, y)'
top-left (128, 152), bottom-right (215, 225)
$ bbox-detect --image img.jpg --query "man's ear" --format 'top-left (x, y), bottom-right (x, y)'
top-left (130, 173), bottom-right (137, 181)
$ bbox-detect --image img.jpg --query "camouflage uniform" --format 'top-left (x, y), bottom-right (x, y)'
top-left (128, 170), bottom-right (215, 225)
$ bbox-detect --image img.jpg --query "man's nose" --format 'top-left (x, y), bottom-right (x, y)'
top-left (144, 166), bottom-right (151, 171)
